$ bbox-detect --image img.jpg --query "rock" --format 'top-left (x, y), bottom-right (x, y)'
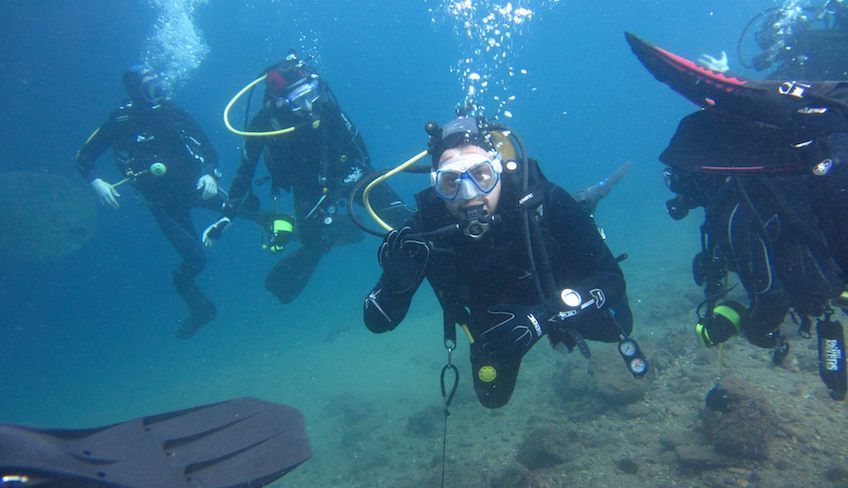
top-left (826, 465), bottom-right (848, 483)
top-left (649, 348), bottom-right (675, 376)
top-left (674, 444), bottom-right (735, 469)
top-left (0, 171), bottom-right (97, 262)
top-left (516, 427), bottom-right (572, 469)
top-left (616, 458), bottom-right (639, 474)
top-left (588, 346), bottom-right (650, 404)
top-left (703, 379), bottom-right (775, 460)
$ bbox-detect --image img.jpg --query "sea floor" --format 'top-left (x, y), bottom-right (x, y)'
top-left (273, 298), bottom-right (848, 488)
top-left (5, 238), bottom-right (848, 487)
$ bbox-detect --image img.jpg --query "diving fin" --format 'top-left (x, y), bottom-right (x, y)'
top-left (623, 32), bottom-right (843, 127)
top-left (573, 160), bottom-right (631, 212)
top-left (0, 397), bottom-right (311, 487)
top-left (264, 245), bottom-right (325, 304)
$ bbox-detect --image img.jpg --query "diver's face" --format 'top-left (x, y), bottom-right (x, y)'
top-left (437, 145), bottom-right (502, 221)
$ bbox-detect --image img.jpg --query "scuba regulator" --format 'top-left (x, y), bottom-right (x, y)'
top-left (459, 205), bottom-right (498, 240)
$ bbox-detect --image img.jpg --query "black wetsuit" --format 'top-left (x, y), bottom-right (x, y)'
top-left (364, 160), bottom-right (632, 408)
top-left (665, 162), bottom-right (844, 346)
top-left (225, 84), bottom-right (408, 303)
top-left (660, 77), bottom-right (848, 343)
top-left (793, 106), bottom-right (848, 280)
top-left (76, 99), bottom-right (222, 335)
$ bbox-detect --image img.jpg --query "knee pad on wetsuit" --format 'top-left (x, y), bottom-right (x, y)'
top-left (470, 349), bottom-right (521, 409)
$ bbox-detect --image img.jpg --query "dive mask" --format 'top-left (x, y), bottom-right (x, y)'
top-left (285, 77), bottom-right (322, 113)
top-left (431, 153), bottom-right (502, 201)
top-left (140, 75), bottom-right (166, 104)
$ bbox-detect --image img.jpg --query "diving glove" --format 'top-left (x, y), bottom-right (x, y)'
top-left (202, 217), bottom-right (231, 247)
top-left (695, 301), bottom-right (746, 347)
top-left (479, 304), bottom-right (556, 360)
top-left (698, 50), bottom-right (729, 73)
top-left (91, 178), bottom-right (121, 208)
top-left (378, 226), bottom-right (429, 293)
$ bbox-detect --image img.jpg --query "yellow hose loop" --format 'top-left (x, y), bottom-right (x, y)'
top-left (223, 74), bottom-right (297, 137)
top-left (363, 149), bottom-right (429, 232)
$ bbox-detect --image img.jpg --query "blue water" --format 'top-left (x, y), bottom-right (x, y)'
top-left (1, 0), bottom-right (797, 486)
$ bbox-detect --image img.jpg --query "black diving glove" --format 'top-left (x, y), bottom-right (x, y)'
top-left (478, 304), bottom-right (557, 361)
top-left (695, 301), bottom-right (746, 347)
top-left (378, 226), bottom-right (429, 293)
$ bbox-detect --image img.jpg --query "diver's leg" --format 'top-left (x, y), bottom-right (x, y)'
top-left (468, 346), bottom-right (522, 408)
top-left (150, 203), bottom-right (216, 338)
top-left (726, 202), bottom-right (788, 348)
top-left (263, 193), bottom-right (331, 304)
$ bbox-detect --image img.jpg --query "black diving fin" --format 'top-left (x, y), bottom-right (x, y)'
top-left (0, 397), bottom-right (311, 487)
top-left (264, 245), bottom-right (325, 304)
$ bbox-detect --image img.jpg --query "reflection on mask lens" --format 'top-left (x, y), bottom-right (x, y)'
top-left (287, 79), bottom-right (321, 112)
top-left (432, 159), bottom-right (500, 200)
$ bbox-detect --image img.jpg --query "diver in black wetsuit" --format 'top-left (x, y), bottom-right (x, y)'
top-left (665, 165), bottom-right (844, 348)
top-left (660, 79), bottom-right (848, 396)
top-left (746, 1), bottom-right (848, 79)
top-left (77, 65), bottom-right (225, 339)
top-left (627, 31), bottom-right (848, 399)
top-left (363, 115), bottom-right (645, 408)
top-left (203, 52), bottom-right (410, 304)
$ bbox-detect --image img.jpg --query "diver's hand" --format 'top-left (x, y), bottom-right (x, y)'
top-left (378, 226), bottom-right (429, 293)
top-left (202, 217), bottom-right (231, 247)
top-left (91, 178), bottom-right (120, 209)
top-left (478, 304), bottom-right (555, 361)
top-left (698, 50), bottom-right (729, 73)
top-left (196, 174), bottom-right (218, 200)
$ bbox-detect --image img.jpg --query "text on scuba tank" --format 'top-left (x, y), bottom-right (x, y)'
top-left (824, 339), bottom-right (844, 372)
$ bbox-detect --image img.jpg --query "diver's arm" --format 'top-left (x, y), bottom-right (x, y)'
top-left (363, 276), bottom-right (417, 333)
top-left (224, 114), bottom-right (267, 218)
top-left (176, 107), bottom-right (220, 175)
top-left (547, 185), bottom-right (627, 310)
top-left (363, 224), bottom-right (428, 332)
top-left (76, 118), bottom-right (117, 181)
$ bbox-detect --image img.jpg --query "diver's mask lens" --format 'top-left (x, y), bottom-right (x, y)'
top-left (431, 154), bottom-right (502, 201)
top-left (140, 74), bottom-right (166, 104)
top-left (286, 78), bottom-right (321, 113)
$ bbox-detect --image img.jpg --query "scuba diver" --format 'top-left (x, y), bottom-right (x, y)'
top-left (362, 114), bottom-right (647, 409)
top-left (76, 65), bottom-right (228, 339)
top-left (626, 32), bottom-right (848, 400)
top-left (203, 51), bottom-right (411, 304)
top-left (741, 0), bottom-right (848, 79)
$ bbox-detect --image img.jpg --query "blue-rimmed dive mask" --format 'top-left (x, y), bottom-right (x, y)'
top-left (431, 153), bottom-right (503, 201)
top-left (285, 77), bottom-right (322, 113)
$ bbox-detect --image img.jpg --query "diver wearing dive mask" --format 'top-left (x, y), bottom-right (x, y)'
top-left (364, 114), bottom-right (640, 409)
top-left (204, 51), bottom-right (412, 305)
